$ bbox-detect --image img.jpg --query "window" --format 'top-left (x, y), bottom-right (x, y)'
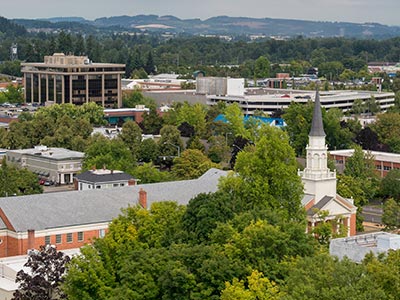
top-left (66, 233), bottom-right (73, 243)
top-left (56, 234), bottom-right (62, 244)
top-left (44, 235), bottom-right (51, 245)
top-left (113, 183), bottom-right (119, 187)
top-left (384, 166), bottom-right (392, 171)
top-left (77, 232), bottom-right (84, 242)
top-left (120, 183), bottom-right (125, 187)
top-left (99, 229), bottom-right (106, 238)
top-left (96, 185), bottom-right (101, 189)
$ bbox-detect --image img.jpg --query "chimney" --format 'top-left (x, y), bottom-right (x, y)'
top-left (128, 179), bottom-right (136, 186)
top-left (139, 188), bottom-right (147, 209)
top-left (27, 229), bottom-right (35, 250)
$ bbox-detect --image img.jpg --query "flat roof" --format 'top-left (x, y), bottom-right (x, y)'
top-left (21, 62), bottom-right (125, 68)
top-left (7, 147), bottom-right (84, 160)
top-left (330, 149), bottom-right (400, 164)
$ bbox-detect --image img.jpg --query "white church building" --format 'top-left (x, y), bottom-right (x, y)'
top-left (298, 90), bottom-right (357, 236)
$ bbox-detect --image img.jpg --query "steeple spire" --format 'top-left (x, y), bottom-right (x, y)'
top-left (309, 88), bottom-right (325, 137)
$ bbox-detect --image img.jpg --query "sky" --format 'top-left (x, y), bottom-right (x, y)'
top-left (1, 0), bottom-right (400, 26)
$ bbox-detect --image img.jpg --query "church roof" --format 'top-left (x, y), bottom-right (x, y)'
top-left (309, 90), bottom-right (326, 137)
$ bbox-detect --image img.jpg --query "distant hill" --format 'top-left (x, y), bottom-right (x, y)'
top-left (11, 15), bottom-right (400, 38)
top-left (0, 16), bottom-right (26, 36)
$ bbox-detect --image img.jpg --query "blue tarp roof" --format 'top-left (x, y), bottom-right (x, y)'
top-left (214, 114), bottom-right (286, 127)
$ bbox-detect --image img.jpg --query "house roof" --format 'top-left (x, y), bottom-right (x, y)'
top-left (75, 170), bottom-right (134, 184)
top-left (309, 90), bottom-right (326, 137)
top-left (305, 194), bottom-right (357, 217)
top-left (0, 168), bottom-right (227, 232)
top-left (306, 195), bottom-right (333, 216)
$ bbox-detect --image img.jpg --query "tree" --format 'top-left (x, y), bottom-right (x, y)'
top-left (138, 138), bottom-right (159, 163)
top-left (83, 134), bottom-right (135, 173)
top-left (283, 101), bottom-right (313, 156)
top-left (13, 245), bottom-right (70, 300)
top-left (140, 107), bottom-right (163, 135)
top-left (132, 162), bottom-right (175, 183)
top-left (372, 112), bottom-right (400, 153)
top-left (344, 145), bottom-right (376, 180)
top-left (158, 125), bottom-right (184, 158)
top-left (220, 125), bottom-right (304, 221)
top-left (284, 253), bottom-right (386, 300)
top-left (254, 56), bottom-right (270, 78)
top-left (381, 169), bottom-right (400, 201)
top-left (176, 102), bottom-right (208, 137)
top-left (172, 149), bottom-right (219, 180)
top-left (381, 198), bottom-right (400, 230)
top-left (0, 158), bottom-right (42, 197)
top-left (119, 120), bottom-right (142, 161)
top-left (221, 270), bottom-right (283, 300)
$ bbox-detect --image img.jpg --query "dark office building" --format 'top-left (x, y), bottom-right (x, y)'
top-left (22, 53), bottom-right (125, 108)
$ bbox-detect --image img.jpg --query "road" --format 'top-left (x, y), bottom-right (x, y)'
top-left (362, 206), bottom-right (383, 224)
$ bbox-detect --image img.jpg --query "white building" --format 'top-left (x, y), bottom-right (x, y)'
top-left (74, 169), bottom-right (136, 191)
top-left (6, 146), bottom-right (84, 184)
top-left (207, 88), bottom-right (395, 115)
top-left (330, 232), bottom-right (400, 263)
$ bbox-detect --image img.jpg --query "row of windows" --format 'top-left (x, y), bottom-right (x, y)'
top-left (44, 230), bottom-right (106, 245)
top-left (45, 231), bottom-right (84, 245)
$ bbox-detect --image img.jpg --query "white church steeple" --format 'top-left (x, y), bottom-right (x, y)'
top-left (298, 89), bottom-right (336, 203)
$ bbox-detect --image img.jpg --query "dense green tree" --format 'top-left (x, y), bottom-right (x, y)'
top-left (158, 125), bottom-right (184, 158)
top-left (172, 149), bottom-right (218, 180)
top-left (0, 158), bottom-right (42, 197)
top-left (132, 163), bottom-right (174, 184)
top-left (83, 134), bottom-right (135, 173)
top-left (138, 138), bottom-right (159, 163)
top-left (381, 169), bottom-right (400, 201)
top-left (119, 120), bottom-right (142, 161)
top-left (254, 56), bottom-right (270, 78)
top-left (283, 253), bottom-right (386, 300)
top-left (372, 112), bottom-right (400, 153)
top-left (220, 125), bottom-right (304, 220)
top-left (140, 107), bottom-right (163, 135)
top-left (221, 270), bottom-right (283, 300)
top-left (381, 198), bottom-right (400, 229)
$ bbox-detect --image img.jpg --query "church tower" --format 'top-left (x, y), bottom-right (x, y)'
top-left (299, 90), bottom-right (337, 203)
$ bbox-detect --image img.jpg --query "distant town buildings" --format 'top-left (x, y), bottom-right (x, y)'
top-left (207, 86), bottom-right (395, 115)
top-left (6, 145), bottom-right (84, 184)
top-left (21, 53), bottom-right (125, 108)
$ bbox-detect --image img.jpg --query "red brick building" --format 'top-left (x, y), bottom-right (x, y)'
top-left (0, 168), bottom-right (226, 257)
top-left (330, 149), bottom-right (400, 178)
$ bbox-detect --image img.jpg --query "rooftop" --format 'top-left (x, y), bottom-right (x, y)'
top-left (330, 232), bottom-right (400, 263)
top-left (0, 168), bottom-right (227, 232)
top-left (330, 149), bottom-right (400, 164)
top-left (7, 146), bottom-right (84, 160)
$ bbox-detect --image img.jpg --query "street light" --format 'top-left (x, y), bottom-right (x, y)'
top-left (163, 142), bottom-right (181, 157)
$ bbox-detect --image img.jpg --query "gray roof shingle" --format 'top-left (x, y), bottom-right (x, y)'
top-left (0, 168), bottom-right (227, 232)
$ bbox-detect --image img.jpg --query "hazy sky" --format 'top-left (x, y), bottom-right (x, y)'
top-left (1, 0), bottom-right (399, 26)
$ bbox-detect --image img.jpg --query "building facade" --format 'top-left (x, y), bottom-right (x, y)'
top-left (330, 149), bottom-right (400, 178)
top-left (207, 87), bottom-right (395, 115)
top-left (0, 168), bottom-right (227, 258)
top-left (21, 53), bottom-right (125, 108)
top-left (6, 145), bottom-right (84, 184)
top-left (298, 91), bottom-right (357, 236)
